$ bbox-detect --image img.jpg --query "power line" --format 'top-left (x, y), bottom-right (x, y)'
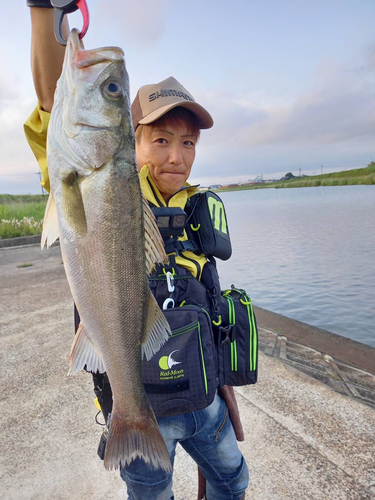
top-left (0, 171), bottom-right (46, 194)
top-left (0, 172), bottom-right (42, 177)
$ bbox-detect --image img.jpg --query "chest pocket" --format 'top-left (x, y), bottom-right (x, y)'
top-left (142, 305), bottom-right (217, 417)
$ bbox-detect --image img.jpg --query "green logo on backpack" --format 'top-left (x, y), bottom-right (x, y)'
top-left (208, 197), bottom-right (228, 234)
top-left (159, 350), bottom-right (184, 380)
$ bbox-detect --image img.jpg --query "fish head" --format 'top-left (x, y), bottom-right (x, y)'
top-left (51, 29), bottom-right (134, 173)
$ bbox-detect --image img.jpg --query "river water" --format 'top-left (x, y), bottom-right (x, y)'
top-left (215, 185), bottom-right (375, 348)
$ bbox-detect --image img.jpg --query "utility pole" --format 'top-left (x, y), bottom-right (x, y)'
top-left (299, 167), bottom-right (301, 177)
top-left (321, 165), bottom-right (323, 175)
top-left (36, 172), bottom-right (46, 195)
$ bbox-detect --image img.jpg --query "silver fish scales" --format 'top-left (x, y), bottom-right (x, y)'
top-left (42, 29), bottom-right (172, 472)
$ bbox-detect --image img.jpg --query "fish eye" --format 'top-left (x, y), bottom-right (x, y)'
top-left (102, 80), bottom-right (123, 100)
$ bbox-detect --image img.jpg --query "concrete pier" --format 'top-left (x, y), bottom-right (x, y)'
top-left (1, 243), bottom-right (374, 500)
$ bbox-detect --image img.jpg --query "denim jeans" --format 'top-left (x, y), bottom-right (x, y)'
top-left (120, 392), bottom-right (249, 500)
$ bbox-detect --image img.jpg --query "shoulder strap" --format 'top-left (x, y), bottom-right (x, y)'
top-left (149, 195), bottom-right (203, 256)
top-left (164, 238), bottom-right (201, 254)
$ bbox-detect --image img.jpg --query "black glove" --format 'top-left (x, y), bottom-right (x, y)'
top-left (27, 0), bottom-right (53, 7)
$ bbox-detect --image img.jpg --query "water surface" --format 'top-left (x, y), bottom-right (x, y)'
top-left (216, 186), bottom-right (375, 347)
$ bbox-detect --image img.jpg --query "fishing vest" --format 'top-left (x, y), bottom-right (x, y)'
top-left (159, 190), bottom-right (232, 262)
top-left (90, 190), bottom-right (259, 423)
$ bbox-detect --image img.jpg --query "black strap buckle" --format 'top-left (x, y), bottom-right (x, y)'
top-left (164, 238), bottom-right (201, 256)
top-left (219, 324), bottom-right (235, 345)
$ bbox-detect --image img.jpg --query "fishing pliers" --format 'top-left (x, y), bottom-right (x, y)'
top-left (51, 0), bottom-right (90, 45)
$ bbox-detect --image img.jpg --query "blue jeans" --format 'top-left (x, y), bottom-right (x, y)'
top-left (120, 392), bottom-right (249, 500)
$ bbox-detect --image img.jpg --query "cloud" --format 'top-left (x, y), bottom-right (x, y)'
top-left (0, 93), bottom-right (37, 162)
top-left (96, 0), bottom-right (166, 45)
top-left (2, 12), bottom-right (374, 193)
top-left (365, 42), bottom-right (375, 70)
top-left (0, 79), bottom-right (37, 188)
top-left (187, 47), bottom-right (375, 183)
top-left (205, 52), bottom-right (375, 150)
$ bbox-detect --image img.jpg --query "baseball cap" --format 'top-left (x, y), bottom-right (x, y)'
top-left (131, 76), bottom-right (213, 130)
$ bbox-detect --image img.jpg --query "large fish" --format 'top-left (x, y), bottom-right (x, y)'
top-left (42, 29), bottom-right (172, 472)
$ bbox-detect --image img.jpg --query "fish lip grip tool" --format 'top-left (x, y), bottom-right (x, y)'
top-left (52, 0), bottom-right (90, 45)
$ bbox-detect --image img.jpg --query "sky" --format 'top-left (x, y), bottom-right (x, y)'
top-left (0, 0), bottom-right (374, 194)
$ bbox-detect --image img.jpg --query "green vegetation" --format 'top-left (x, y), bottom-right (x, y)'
top-left (217, 163), bottom-right (375, 193)
top-left (0, 194), bottom-right (48, 204)
top-left (0, 194), bottom-right (47, 239)
top-left (17, 263), bottom-right (33, 268)
top-left (274, 162), bottom-right (375, 189)
top-left (284, 172), bottom-right (296, 180)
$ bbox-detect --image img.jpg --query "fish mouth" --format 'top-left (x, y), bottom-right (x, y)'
top-left (76, 123), bottom-right (117, 132)
top-left (68, 29), bottom-right (124, 69)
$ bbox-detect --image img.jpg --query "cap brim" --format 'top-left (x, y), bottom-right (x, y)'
top-left (138, 101), bottom-right (214, 129)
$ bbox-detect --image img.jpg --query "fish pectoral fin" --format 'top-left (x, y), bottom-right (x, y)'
top-left (41, 193), bottom-right (59, 249)
top-left (142, 193), bottom-right (168, 274)
top-left (62, 172), bottom-right (87, 237)
top-left (141, 292), bottom-right (171, 361)
top-left (68, 323), bottom-right (105, 375)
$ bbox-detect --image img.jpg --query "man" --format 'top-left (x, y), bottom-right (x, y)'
top-left (25, 3), bottom-right (249, 499)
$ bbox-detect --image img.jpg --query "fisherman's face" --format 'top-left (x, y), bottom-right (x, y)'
top-left (136, 122), bottom-right (197, 202)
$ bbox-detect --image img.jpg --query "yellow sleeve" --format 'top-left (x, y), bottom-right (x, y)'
top-left (23, 103), bottom-right (51, 193)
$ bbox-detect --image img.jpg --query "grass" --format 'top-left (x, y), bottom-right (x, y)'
top-left (0, 195), bottom-right (47, 239)
top-left (0, 194), bottom-right (48, 204)
top-left (217, 163), bottom-right (375, 192)
top-left (17, 263), bottom-right (33, 268)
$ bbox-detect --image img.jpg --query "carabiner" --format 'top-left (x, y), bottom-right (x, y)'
top-left (166, 271), bottom-right (175, 293)
top-left (52, 0), bottom-right (90, 46)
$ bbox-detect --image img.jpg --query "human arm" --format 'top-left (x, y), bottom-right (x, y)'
top-left (28, 3), bottom-right (69, 112)
top-left (24, 2), bottom-right (70, 191)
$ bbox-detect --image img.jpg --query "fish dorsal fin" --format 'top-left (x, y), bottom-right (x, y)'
top-left (68, 323), bottom-right (106, 375)
top-left (41, 193), bottom-right (59, 249)
top-left (142, 193), bottom-right (168, 274)
top-left (141, 291), bottom-right (171, 361)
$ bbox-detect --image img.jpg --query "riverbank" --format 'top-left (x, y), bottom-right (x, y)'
top-left (1, 164), bottom-right (374, 238)
top-left (1, 242), bottom-right (374, 499)
top-left (254, 306), bottom-right (375, 376)
top-left (216, 163), bottom-right (375, 192)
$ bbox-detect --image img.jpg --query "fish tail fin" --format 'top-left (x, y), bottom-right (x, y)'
top-left (103, 407), bottom-right (172, 472)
